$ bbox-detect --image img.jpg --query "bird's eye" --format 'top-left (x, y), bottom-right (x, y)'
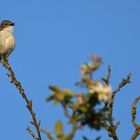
top-left (4, 23), bottom-right (8, 26)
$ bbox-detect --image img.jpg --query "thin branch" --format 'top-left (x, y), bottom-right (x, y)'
top-left (66, 122), bottom-right (82, 140)
top-left (131, 128), bottom-right (140, 140)
top-left (101, 66), bottom-right (118, 140)
top-left (113, 73), bottom-right (131, 96)
top-left (102, 116), bottom-right (118, 140)
top-left (1, 57), bottom-right (42, 140)
top-left (131, 96), bottom-right (140, 140)
top-left (40, 128), bottom-right (54, 140)
top-left (61, 102), bottom-right (71, 119)
top-left (102, 65), bottom-right (111, 85)
top-left (102, 67), bottom-right (131, 140)
top-left (27, 127), bottom-right (39, 140)
top-left (106, 73), bottom-right (131, 140)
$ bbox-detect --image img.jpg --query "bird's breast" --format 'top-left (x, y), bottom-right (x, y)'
top-left (6, 35), bottom-right (15, 49)
top-left (6, 34), bottom-right (15, 55)
top-left (0, 31), bottom-right (15, 55)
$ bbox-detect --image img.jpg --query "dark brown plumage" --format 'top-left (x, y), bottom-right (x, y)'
top-left (0, 20), bottom-right (14, 31)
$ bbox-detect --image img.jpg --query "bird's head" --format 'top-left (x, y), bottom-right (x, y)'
top-left (0, 20), bottom-right (15, 33)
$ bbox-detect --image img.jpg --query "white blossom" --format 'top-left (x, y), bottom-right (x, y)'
top-left (89, 82), bottom-right (112, 103)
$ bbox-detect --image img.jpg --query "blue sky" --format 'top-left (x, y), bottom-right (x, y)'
top-left (0, 0), bottom-right (140, 139)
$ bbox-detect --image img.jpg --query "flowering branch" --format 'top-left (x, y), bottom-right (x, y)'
top-left (46, 55), bottom-right (113, 139)
top-left (102, 66), bottom-right (131, 140)
top-left (0, 57), bottom-right (42, 140)
top-left (101, 66), bottom-right (118, 140)
top-left (0, 52), bottom-right (137, 140)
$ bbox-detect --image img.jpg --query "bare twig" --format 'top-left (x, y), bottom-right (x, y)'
top-left (107, 73), bottom-right (131, 140)
top-left (113, 73), bottom-right (131, 95)
top-left (27, 127), bottom-right (39, 140)
top-left (1, 57), bottom-right (42, 140)
top-left (102, 65), bottom-right (111, 85)
top-left (131, 96), bottom-right (140, 140)
top-left (40, 128), bottom-right (54, 140)
top-left (61, 102), bottom-right (71, 119)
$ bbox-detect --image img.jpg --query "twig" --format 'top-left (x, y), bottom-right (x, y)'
top-left (101, 66), bottom-right (118, 140)
top-left (102, 67), bottom-right (131, 140)
top-left (61, 102), bottom-right (71, 119)
top-left (102, 116), bottom-right (118, 140)
top-left (131, 96), bottom-right (140, 140)
top-left (102, 65), bottom-right (111, 85)
top-left (40, 128), bottom-right (54, 140)
top-left (66, 122), bottom-right (82, 140)
top-left (1, 57), bottom-right (42, 140)
top-left (108, 73), bottom-right (131, 140)
top-left (27, 127), bottom-right (39, 140)
top-left (107, 73), bottom-right (131, 140)
top-left (113, 73), bottom-right (131, 96)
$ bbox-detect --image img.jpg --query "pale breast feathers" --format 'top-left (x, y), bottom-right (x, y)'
top-left (6, 35), bottom-right (15, 49)
top-left (0, 31), bottom-right (15, 54)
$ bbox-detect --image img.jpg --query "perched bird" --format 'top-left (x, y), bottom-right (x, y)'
top-left (0, 20), bottom-right (15, 58)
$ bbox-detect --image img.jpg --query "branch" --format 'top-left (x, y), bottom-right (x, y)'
top-left (40, 128), bottom-right (54, 140)
top-left (102, 116), bottom-right (118, 140)
top-left (102, 65), bottom-right (111, 85)
top-left (27, 127), bottom-right (39, 140)
top-left (61, 102), bottom-right (71, 119)
top-left (102, 67), bottom-right (131, 140)
top-left (131, 96), bottom-right (140, 140)
top-left (66, 122), bottom-right (82, 140)
top-left (107, 73), bottom-right (131, 140)
top-left (113, 73), bottom-right (131, 96)
top-left (101, 66), bottom-right (119, 140)
top-left (1, 57), bottom-right (42, 140)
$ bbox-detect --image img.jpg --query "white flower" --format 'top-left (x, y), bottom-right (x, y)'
top-left (98, 85), bottom-right (112, 103)
top-left (89, 82), bottom-right (112, 103)
top-left (89, 82), bottom-right (104, 94)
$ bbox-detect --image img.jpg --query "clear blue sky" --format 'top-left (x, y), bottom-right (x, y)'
top-left (0, 0), bottom-right (140, 140)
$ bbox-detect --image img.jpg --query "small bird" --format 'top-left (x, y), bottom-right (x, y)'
top-left (0, 20), bottom-right (15, 58)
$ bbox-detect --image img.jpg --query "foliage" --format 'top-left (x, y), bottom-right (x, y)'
top-left (44, 55), bottom-right (130, 140)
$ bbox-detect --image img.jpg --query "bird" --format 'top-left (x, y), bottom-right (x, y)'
top-left (0, 20), bottom-right (16, 58)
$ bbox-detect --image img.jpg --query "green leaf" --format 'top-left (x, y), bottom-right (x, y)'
top-left (46, 95), bottom-right (55, 102)
top-left (68, 102), bottom-right (77, 109)
top-left (55, 120), bottom-right (63, 137)
top-left (53, 100), bottom-right (60, 105)
top-left (49, 86), bottom-right (61, 95)
top-left (63, 89), bottom-right (75, 98)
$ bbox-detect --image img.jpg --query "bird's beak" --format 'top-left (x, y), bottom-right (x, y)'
top-left (11, 23), bottom-right (15, 26)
